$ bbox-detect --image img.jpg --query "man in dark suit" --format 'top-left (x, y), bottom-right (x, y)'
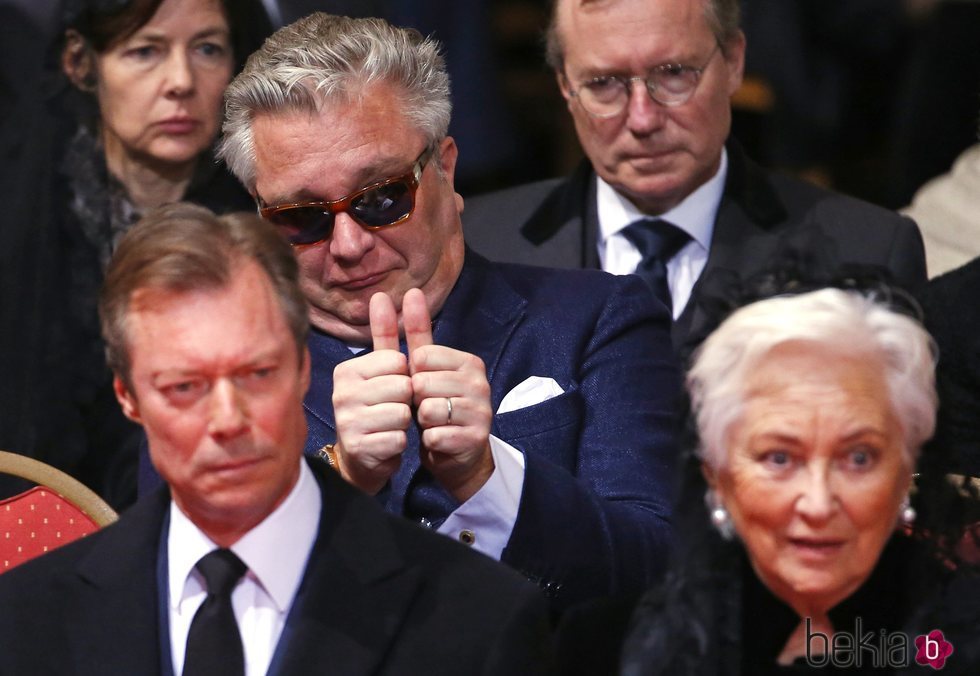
top-left (0, 203), bottom-right (550, 674)
top-left (462, 0), bottom-right (926, 350)
top-left (212, 13), bottom-right (679, 611)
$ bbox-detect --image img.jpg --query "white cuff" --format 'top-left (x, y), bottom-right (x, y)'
top-left (436, 435), bottom-right (525, 560)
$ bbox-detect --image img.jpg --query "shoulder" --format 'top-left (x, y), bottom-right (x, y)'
top-left (922, 256), bottom-right (980, 306)
top-left (464, 176), bottom-right (569, 219)
top-left (726, 142), bottom-right (915, 235)
top-left (462, 165), bottom-right (594, 267)
top-left (759, 172), bottom-right (915, 235)
top-left (919, 257), bottom-right (980, 344)
top-left (475, 254), bottom-right (662, 322)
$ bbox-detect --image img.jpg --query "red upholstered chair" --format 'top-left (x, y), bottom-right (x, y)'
top-left (0, 450), bottom-right (118, 573)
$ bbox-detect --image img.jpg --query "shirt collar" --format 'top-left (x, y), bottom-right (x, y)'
top-left (168, 460), bottom-right (321, 614)
top-left (596, 147), bottom-right (727, 251)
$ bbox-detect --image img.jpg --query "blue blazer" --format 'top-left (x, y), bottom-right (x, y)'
top-left (0, 459), bottom-right (551, 675)
top-left (303, 250), bottom-right (680, 610)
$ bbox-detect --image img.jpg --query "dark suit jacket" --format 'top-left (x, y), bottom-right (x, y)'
top-left (0, 459), bottom-right (551, 675)
top-left (918, 257), bottom-right (980, 477)
top-left (462, 140), bottom-right (926, 351)
top-left (303, 250), bottom-right (679, 611)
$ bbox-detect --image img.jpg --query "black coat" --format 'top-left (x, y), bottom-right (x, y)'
top-left (0, 459), bottom-right (553, 675)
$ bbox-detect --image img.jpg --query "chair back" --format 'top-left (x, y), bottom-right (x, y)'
top-left (0, 450), bottom-right (118, 573)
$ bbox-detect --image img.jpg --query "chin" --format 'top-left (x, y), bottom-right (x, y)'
top-left (148, 139), bottom-right (214, 167)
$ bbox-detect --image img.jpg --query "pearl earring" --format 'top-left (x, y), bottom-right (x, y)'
top-left (707, 492), bottom-right (734, 540)
top-left (900, 497), bottom-right (916, 527)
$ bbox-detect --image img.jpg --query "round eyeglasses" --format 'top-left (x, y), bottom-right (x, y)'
top-left (258, 146), bottom-right (434, 246)
top-left (566, 44), bottom-right (721, 118)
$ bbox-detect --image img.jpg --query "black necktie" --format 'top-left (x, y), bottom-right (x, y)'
top-left (184, 549), bottom-right (248, 676)
top-left (620, 219), bottom-right (690, 311)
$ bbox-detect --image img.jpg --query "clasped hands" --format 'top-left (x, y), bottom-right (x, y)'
top-left (331, 288), bottom-right (494, 502)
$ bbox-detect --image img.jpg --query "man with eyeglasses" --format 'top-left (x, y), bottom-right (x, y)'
top-left (203, 13), bottom-right (679, 613)
top-left (463, 0), bottom-right (926, 350)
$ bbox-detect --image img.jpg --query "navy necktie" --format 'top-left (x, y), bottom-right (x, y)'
top-left (184, 549), bottom-right (248, 676)
top-left (620, 219), bottom-right (690, 311)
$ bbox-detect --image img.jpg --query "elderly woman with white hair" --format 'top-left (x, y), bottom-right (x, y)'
top-left (621, 287), bottom-right (980, 675)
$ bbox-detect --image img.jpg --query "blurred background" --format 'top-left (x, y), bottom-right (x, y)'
top-left (3, 0), bottom-right (978, 204)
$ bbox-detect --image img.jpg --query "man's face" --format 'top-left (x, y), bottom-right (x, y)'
top-left (114, 261), bottom-right (311, 545)
top-left (251, 83), bottom-right (466, 345)
top-left (556, 0), bottom-right (745, 214)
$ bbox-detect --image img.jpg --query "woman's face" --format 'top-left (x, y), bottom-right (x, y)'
top-left (710, 342), bottom-right (912, 617)
top-left (94, 0), bottom-right (232, 172)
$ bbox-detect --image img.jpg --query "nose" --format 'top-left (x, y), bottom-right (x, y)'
top-left (208, 379), bottom-right (247, 439)
top-left (328, 212), bottom-right (376, 263)
top-left (624, 79), bottom-right (667, 136)
top-left (164, 50), bottom-right (195, 97)
top-left (795, 468), bottom-right (837, 524)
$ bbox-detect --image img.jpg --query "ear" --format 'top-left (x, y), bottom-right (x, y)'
top-left (701, 460), bottom-right (718, 490)
top-left (556, 69), bottom-right (572, 100)
top-left (62, 29), bottom-right (97, 92)
top-left (437, 136), bottom-right (459, 188)
top-left (437, 136), bottom-right (465, 215)
top-left (722, 30), bottom-right (747, 97)
top-left (113, 375), bottom-right (142, 424)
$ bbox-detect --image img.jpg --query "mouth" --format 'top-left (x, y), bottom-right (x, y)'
top-left (624, 148), bottom-right (676, 165)
top-left (788, 537), bottom-right (847, 560)
top-left (156, 117), bottom-right (200, 134)
top-left (208, 456), bottom-right (265, 477)
top-left (333, 271), bottom-right (389, 291)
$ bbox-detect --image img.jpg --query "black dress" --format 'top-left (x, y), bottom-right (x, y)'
top-left (621, 527), bottom-right (980, 675)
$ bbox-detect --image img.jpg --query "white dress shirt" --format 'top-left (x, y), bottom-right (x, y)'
top-left (597, 149), bottom-right (728, 318)
top-left (167, 461), bottom-right (320, 676)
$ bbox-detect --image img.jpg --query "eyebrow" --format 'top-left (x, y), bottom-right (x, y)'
top-left (749, 427), bottom-right (888, 447)
top-left (263, 154), bottom-right (418, 205)
top-left (131, 25), bottom-right (231, 44)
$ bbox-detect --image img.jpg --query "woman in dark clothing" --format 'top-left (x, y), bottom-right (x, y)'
top-left (0, 0), bottom-right (270, 508)
top-left (621, 287), bottom-right (980, 675)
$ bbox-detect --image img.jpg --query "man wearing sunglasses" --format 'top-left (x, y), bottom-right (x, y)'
top-left (212, 13), bottom-right (680, 614)
top-left (462, 0), bottom-right (926, 352)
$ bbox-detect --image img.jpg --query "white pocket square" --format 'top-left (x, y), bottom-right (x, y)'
top-left (497, 376), bottom-right (565, 414)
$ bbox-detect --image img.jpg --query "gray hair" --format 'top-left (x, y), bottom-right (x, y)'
top-left (219, 12), bottom-right (451, 191)
top-left (688, 288), bottom-right (937, 470)
top-left (545, 0), bottom-right (742, 71)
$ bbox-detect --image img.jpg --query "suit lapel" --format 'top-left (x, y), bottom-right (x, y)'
top-left (269, 464), bottom-right (424, 676)
top-left (68, 489), bottom-right (171, 675)
top-left (304, 328), bottom-right (364, 440)
top-left (520, 159), bottom-right (598, 269)
top-left (674, 140), bottom-right (788, 348)
top-left (432, 250), bottom-right (527, 405)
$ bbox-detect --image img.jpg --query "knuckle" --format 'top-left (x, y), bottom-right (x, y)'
top-left (396, 404), bottom-right (413, 428)
top-left (465, 354), bottom-right (486, 373)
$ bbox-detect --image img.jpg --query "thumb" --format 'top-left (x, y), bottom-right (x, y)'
top-left (369, 292), bottom-right (400, 351)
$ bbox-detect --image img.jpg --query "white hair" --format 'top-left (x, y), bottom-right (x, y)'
top-left (688, 288), bottom-right (937, 470)
top-left (218, 13), bottom-right (451, 191)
